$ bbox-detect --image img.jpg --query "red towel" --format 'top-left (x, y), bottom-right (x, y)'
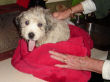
top-left (12, 25), bottom-right (93, 82)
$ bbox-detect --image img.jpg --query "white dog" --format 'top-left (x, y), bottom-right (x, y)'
top-left (15, 7), bottom-right (70, 51)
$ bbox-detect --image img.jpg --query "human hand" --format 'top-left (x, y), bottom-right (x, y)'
top-left (53, 9), bottom-right (73, 20)
top-left (49, 51), bottom-right (89, 70)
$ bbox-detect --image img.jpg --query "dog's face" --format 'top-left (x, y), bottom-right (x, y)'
top-left (15, 7), bottom-right (70, 51)
top-left (15, 7), bottom-right (52, 41)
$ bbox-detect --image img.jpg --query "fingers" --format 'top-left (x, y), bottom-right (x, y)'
top-left (49, 51), bottom-right (67, 58)
top-left (49, 51), bottom-right (88, 70)
top-left (49, 51), bottom-right (80, 69)
top-left (49, 51), bottom-right (68, 63)
top-left (52, 11), bottom-right (67, 20)
top-left (51, 54), bottom-right (65, 62)
top-left (52, 12), bottom-right (61, 19)
top-left (53, 12), bottom-right (59, 18)
top-left (55, 64), bottom-right (68, 68)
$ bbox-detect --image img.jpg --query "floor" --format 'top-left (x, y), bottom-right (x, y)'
top-left (0, 48), bottom-right (108, 82)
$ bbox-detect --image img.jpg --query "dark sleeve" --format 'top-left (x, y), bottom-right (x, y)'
top-left (93, 0), bottom-right (110, 18)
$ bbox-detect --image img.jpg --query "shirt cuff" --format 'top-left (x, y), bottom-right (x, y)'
top-left (102, 60), bottom-right (110, 80)
top-left (81, 0), bottom-right (96, 14)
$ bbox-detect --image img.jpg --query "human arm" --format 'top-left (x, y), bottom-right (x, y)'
top-left (49, 51), bottom-right (110, 80)
top-left (53, 3), bottom-right (83, 20)
top-left (49, 51), bottom-right (104, 73)
top-left (53, 0), bottom-right (96, 19)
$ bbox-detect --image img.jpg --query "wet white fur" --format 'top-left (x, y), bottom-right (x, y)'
top-left (17, 7), bottom-right (70, 46)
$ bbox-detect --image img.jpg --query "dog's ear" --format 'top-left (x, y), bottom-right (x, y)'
top-left (15, 16), bottom-right (20, 27)
top-left (44, 9), bottom-right (53, 33)
top-left (14, 16), bottom-right (20, 28)
top-left (14, 13), bottom-right (24, 28)
top-left (13, 12), bottom-right (24, 35)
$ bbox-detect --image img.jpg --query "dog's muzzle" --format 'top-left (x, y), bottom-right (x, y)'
top-left (28, 32), bottom-right (36, 52)
top-left (28, 32), bottom-right (35, 39)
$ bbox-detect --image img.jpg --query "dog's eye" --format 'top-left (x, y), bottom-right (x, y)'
top-left (25, 20), bottom-right (29, 25)
top-left (38, 23), bottom-right (42, 27)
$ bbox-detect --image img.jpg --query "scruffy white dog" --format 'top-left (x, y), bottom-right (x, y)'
top-left (15, 7), bottom-right (70, 51)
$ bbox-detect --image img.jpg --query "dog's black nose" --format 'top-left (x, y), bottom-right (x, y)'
top-left (28, 32), bottom-right (35, 39)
